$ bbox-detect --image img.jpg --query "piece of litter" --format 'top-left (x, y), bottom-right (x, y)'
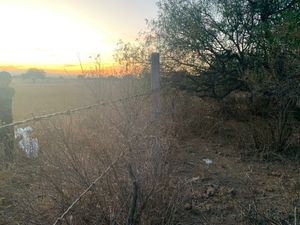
top-left (203, 158), bottom-right (213, 165)
top-left (190, 176), bottom-right (200, 182)
top-left (15, 126), bottom-right (39, 158)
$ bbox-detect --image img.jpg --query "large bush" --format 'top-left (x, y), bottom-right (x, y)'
top-left (148, 0), bottom-right (300, 155)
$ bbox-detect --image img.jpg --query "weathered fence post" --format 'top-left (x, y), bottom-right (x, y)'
top-left (151, 53), bottom-right (161, 176)
top-left (151, 53), bottom-right (160, 119)
top-left (0, 72), bottom-right (15, 161)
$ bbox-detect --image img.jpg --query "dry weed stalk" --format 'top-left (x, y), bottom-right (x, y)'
top-left (10, 79), bottom-right (184, 225)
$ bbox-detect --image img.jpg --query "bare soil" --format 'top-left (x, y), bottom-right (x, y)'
top-left (1, 80), bottom-right (299, 225)
top-left (172, 135), bottom-right (300, 225)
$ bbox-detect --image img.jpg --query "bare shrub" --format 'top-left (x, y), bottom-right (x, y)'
top-left (211, 90), bottom-right (299, 160)
top-left (239, 183), bottom-right (300, 225)
top-left (11, 87), bottom-right (183, 225)
top-left (160, 88), bottom-right (221, 140)
top-left (236, 99), bottom-right (298, 160)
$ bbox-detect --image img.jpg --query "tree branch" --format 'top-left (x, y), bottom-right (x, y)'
top-left (127, 164), bottom-right (139, 225)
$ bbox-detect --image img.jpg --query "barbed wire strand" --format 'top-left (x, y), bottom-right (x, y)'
top-left (0, 89), bottom-right (159, 131)
top-left (1, 85), bottom-right (167, 224)
top-left (50, 85), bottom-right (164, 224)
top-left (52, 150), bottom-right (125, 225)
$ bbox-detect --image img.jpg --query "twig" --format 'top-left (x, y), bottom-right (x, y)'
top-left (295, 206), bottom-right (297, 225)
top-left (127, 164), bottom-right (139, 225)
top-left (52, 151), bottom-right (125, 225)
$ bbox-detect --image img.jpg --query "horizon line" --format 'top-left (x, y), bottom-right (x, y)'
top-left (1, 63), bottom-right (144, 76)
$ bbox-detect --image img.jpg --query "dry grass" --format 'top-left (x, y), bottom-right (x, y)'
top-left (2, 77), bottom-right (185, 225)
top-left (1, 77), bottom-right (299, 225)
top-left (12, 79), bottom-right (94, 120)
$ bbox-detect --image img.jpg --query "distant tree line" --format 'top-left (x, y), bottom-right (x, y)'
top-left (21, 68), bottom-right (46, 80)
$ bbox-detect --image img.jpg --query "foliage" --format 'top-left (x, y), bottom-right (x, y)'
top-left (147, 0), bottom-right (299, 154)
top-left (21, 68), bottom-right (46, 80)
top-left (113, 35), bottom-right (155, 76)
top-left (113, 0), bottom-right (300, 154)
top-left (152, 0), bottom-right (299, 97)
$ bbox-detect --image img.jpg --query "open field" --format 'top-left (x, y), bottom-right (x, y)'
top-left (1, 0), bottom-right (298, 224)
top-left (1, 78), bottom-right (300, 225)
top-left (11, 78), bottom-right (128, 120)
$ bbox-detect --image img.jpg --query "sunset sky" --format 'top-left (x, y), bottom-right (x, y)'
top-left (0, 0), bottom-right (158, 75)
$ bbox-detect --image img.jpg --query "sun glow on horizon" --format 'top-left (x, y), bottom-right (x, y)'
top-left (0, 1), bottom-right (116, 74)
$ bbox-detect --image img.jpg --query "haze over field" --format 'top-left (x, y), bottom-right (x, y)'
top-left (0, 0), bottom-right (158, 75)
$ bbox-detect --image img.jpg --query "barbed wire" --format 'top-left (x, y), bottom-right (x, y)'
top-left (52, 150), bottom-right (125, 225)
top-left (49, 86), bottom-right (164, 224)
top-left (0, 88), bottom-right (159, 131)
top-left (1, 84), bottom-right (167, 223)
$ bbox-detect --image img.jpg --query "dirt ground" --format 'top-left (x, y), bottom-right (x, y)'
top-left (172, 135), bottom-right (300, 225)
top-left (1, 79), bottom-right (299, 225)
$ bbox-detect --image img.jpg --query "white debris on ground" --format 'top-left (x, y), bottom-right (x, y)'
top-left (203, 158), bottom-right (213, 165)
top-left (15, 126), bottom-right (39, 158)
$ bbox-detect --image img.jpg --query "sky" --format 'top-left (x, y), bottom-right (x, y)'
top-left (0, 0), bottom-right (158, 75)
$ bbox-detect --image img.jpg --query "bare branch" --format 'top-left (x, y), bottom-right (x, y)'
top-left (52, 151), bottom-right (125, 225)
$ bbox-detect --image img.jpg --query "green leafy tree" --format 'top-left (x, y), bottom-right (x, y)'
top-left (149, 0), bottom-right (300, 153)
top-left (151, 0), bottom-right (299, 98)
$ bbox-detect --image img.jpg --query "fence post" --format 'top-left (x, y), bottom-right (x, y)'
top-left (151, 53), bottom-right (161, 176)
top-left (151, 53), bottom-right (160, 119)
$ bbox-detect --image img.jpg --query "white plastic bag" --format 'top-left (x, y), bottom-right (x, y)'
top-left (203, 158), bottom-right (213, 165)
top-left (15, 126), bottom-right (39, 158)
